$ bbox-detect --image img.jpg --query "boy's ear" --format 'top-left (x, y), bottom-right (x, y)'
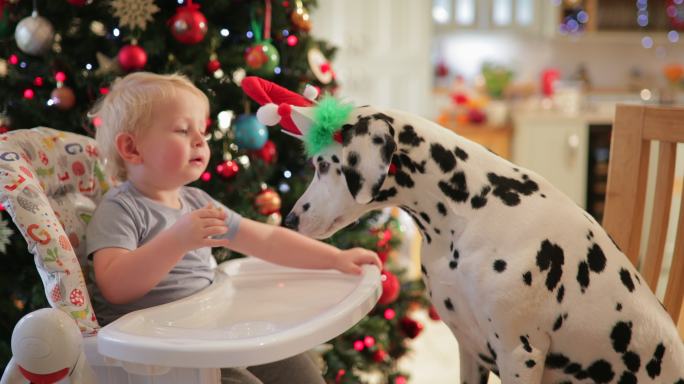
top-left (115, 132), bottom-right (142, 164)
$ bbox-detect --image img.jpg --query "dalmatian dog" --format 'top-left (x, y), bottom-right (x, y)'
top-left (243, 78), bottom-right (684, 383)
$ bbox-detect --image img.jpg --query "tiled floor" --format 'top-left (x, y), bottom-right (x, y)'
top-left (398, 309), bottom-right (501, 384)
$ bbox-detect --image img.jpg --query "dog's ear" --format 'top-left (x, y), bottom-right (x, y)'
top-left (340, 114), bottom-right (396, 204)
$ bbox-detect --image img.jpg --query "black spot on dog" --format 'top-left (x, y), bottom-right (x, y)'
top-left (620, 268), bottom-right (635, 292)
top-left (586, 360), bottom-right (615, 383)
top-left (398, 125), bottom-right (424, 147)
top-left (455, 146), bottom-right (469, 161)
top-left (352, 116), bottom-right (371, 136)
top-left (421, 264), bottom-right (428, 276)
top-left (616, 303), bottom-right (623, 311)
top-left (523, 271), bottom-right (532, 286)
top-left (553, 314), bottom-right (567, 331)
top-left (398, 153), bottom-right (426, 174)
top-left (536, 240), bottom-right (564, 292)
top-left (444, 298), bottom-right (454, 311)
top-left (395, 169), bottom-right (415, 188)
top-left (380, 134), bottom-right (396, 164)
top-left (302, 203), bottom-right (310, 212)
top-left (617, 372), bottom-right (637, 384)
top-left (434, 227), bottom-right (441, 235)
top-left (347, 151), bottom-right (359, 167)
top-left (374, 187), bottom-right (397, 202)
top-left (331, 155), bottom-right (340, 163)
top-left (486, 342), bottom-right (498, 362)
top-left (372, 135), bottom-right (384, 145)
top-left (420, 212), bottom-right (431, 224)
top-left (611, 321), bottom-right (632, 353)
top-left (565, 363), bottom-right (582, 375)
top-left (526, 360), bottom-right (536, 368)
top-left (449, 260), bottom-right (458, 269)
top-left (341, 124), bottom-right (355, 146)
top-left (369, 175), bottom-right (386, 199)
top-left (577, 261), bottom-right (590, 293)
top-left (372, 112), bottom-right (394, 125)
top-left (646, 343), bottom-right (665, 379)
top-left (488, 173), bottom-right (539, 206)
top-left (546, 353), bottom-right (570, 369)
top-left (431, 143), bottom-right (456, 172)
top-left (588, 243), bottom-right (607, 273)
top-left (439, 171), bottom-right (470, 203)
top-left (520, 335), bottom-right (532, 353)
top-left (437, 202), bottom-right (447, 216)
top-left (471, 186), bottom-right (491, 209)
top-left (557, 284), bottom-right (565, 303)
top-left (493, 259), bottom-right (507, 272)
top-left (623, 351), bottom-right (640, 372)
top-left (342, 167), bottom-right (363, 199)
top-left (424, 232), bottom-right (432, 244)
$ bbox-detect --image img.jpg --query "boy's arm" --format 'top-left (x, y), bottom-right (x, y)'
top-left (227, 218), bottom-right (380, 273)
top-left (93, 230), bottom-right (188, 305)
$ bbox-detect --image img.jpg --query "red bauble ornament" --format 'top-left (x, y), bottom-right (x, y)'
top-left (118, 44), bottom-right (147, 72)
top-left (400, 317), bottom-right (424, 339)
top-left (254, 187), bottom-right (281, 215)
top-left (251, 140), bottom-right (277, 164)
top-left (378, 270), bottom-right (400, 305)
top-left (217, 160), bottom-right (239, 179)
top-left (169, 0), bottom-right (208, 44)
top-left (428, 305), bottom-right (441, 321)
top-left (206, 58), bottom-right (221, 73)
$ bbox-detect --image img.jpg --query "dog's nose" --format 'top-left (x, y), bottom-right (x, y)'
top-left (284, 213), bottom-right (300, 230)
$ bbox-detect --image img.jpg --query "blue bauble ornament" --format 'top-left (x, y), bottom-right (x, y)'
top-left (234, 114), bottom-right (269, 150)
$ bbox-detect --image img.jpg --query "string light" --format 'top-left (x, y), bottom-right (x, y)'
top-left (23, 89), bottom-right (34, 99)
top-left (220, 28), bottom-right (230, 37)
top-left (286, 35), bottom-right (298, 46)
top-left (33, 77), bottom-right (43, 86)
top-left (8, 55), bottom-right (18, 65)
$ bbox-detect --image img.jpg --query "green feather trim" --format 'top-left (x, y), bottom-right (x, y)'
top-left (304, 95), bottom-right (353, 156)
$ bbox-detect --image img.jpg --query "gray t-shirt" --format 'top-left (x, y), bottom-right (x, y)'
top-left (86, 181), bottom-right (241, 325)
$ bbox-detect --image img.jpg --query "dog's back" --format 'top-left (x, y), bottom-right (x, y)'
top-left (390, 109), bottom-right (684, 382)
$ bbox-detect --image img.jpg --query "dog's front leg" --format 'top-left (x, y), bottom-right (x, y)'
top-left (458, 344), bottom-right (489, 384)
top-left (498, 333), bottom-right (550, 384)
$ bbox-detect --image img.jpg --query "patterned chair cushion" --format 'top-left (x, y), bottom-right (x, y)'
top-left (0, 127), bottom-right (111, 333)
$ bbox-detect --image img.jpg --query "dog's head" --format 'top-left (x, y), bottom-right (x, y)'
top-left (285, 108), bottom-right (397, 238)
top-left (242, 77), bottom-right (397, 238)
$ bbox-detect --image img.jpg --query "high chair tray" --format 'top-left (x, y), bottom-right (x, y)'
top-left (96, 257), bottom-right (381, 368)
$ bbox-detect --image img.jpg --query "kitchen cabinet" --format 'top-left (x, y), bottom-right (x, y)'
top-left (511, 111), bottom-right (590, 207)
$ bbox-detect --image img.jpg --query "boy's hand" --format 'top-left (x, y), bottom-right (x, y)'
top-left (335, 248), bottom-right (381, 275)
top-left (169, 203), bottom-right (231, 252)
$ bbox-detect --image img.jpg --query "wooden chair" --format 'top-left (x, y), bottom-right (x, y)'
top-left (603, 104), bottom-right (684, 339)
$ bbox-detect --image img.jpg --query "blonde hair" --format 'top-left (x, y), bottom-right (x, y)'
top-left (89, 72), bottom-right (209, 181)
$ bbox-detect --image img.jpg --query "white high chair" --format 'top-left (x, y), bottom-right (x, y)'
top-left (0, 127), bottom-right (381, 384)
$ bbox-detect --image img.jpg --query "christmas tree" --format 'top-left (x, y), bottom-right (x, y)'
top-left (0, 1), bottom-right (431, 382)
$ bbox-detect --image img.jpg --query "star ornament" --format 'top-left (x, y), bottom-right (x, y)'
top-left (94, 52), bottom-right (120, 75)
top-left (110, 0), bottom-right (160, 31)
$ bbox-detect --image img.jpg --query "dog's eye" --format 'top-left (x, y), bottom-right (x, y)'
top-left (318, 161), bottom-right (330, 174)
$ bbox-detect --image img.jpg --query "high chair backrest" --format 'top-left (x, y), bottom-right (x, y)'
top-left (603, 104), bottom-right (684, 337)
top-left (0, 127), bottom-right (111, 333)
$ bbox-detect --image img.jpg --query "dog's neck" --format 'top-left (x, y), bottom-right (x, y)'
top-left (370, 110), bottom-right (496, 253)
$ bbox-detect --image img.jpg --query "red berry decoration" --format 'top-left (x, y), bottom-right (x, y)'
top-left (169, 0), bottom-right (208, 44)
top-left (378, 270), bottom-right (400, 305)
top-left (400, 317), bottom-right (424, 339)
top-left (372, 349), bottom-right (387, 362)
top-left (118, 44), bottom-right (147, 72)
top-left (70, 288), bottom-right (85, 306)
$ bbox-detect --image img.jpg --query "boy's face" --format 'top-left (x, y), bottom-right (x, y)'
top-left (134, 88), bottom-right (209, 188)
